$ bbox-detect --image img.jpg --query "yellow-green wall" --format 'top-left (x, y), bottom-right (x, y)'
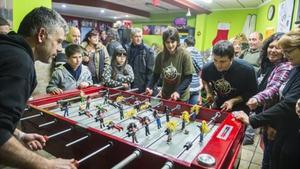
top-left (13, 0), bottom-right (52, 31)
top-left (199, 9), bottom-right (257, 51)
top-left (133, 0), bottom-right (300, 52)
top-left (256, 0), bottom-right (279, 35)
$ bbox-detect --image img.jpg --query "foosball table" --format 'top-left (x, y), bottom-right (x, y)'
top-left (21, 86), bottom-right (244, 169)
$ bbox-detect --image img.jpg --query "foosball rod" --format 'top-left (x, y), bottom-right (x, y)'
top-left (176, 112), bottom-right (222, 158)
top-left (170, 104), bottom-right (181, 112)
top-left (47, 128), bottom-right (72, 139)
top-left (161, 161), bottom-right (174, 169)
top-left (116, 101), bottom-right (162, 125)
top-left (38, 120), bottom-right (56, 128)
top-left (161, 113), bottom-right (221, 169)
top-left (207, 112), bottom-right (221, 126)
top-left (111, 149), bottom-right (141, 169)
top-left (78, 141), bottom-right (113, 164)
top-left (20, 113), bottom-right (43, 121)
top-left (65, 135), bottom-right (89, 147)
top-left (145, 133), bottom-right (167, 148)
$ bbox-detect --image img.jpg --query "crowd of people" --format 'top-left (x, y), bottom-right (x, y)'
top-left (0, 6), bottom-right (300, 169)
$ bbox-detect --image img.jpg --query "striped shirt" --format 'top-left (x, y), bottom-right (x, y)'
top-left (253, 61), bottom-right (292, 105)
top-left (186, 47), bottom-right (203, 92)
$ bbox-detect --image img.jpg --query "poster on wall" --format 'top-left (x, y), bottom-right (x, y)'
top-left (143, 25), bottom-right (167, 35)
top-left (0, 0), bottom-right (13, 27)
top-left (277, 0), bottom-right (295, 32)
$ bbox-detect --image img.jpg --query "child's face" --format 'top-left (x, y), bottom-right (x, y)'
top-left (67, 52), bottom-right (82, 70)
top-left (116, 53), bottom-right (126, 65)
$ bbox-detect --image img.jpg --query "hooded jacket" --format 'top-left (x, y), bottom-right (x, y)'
top-left (0, 33), bottom-right (37, 145)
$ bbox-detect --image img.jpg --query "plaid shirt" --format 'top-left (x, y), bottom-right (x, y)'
top-left (253, 61), bottom-right (292, 105)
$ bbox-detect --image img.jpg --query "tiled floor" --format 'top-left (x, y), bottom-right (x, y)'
top-left (239, 133), bottom-right (263, 169)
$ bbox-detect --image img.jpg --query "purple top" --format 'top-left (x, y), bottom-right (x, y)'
top-left (253, 61), bottom-right (292, 105)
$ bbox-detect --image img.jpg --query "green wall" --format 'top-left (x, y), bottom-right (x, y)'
top-left (134, 0), bottom-right (300, 51)
top-left (256, 0), bottom-right (279, 35)
top-left (199, 9), bottom-right (257, 51)
top-left (13, 0), bottom-right (52, 31)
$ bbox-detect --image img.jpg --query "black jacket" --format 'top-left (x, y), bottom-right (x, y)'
top-left (125, 43), bottom-right (154, 93)
top-left (0, 33), bottom-right (37, 145)
top-left (250, 66), bottom-right (300, 169)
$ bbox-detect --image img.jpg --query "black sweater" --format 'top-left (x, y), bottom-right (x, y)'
top-left (0, 33), bottom-right (37, 145)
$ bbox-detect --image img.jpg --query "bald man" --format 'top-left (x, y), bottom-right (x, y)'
top-left (53, 26), bottom-right (81, 67)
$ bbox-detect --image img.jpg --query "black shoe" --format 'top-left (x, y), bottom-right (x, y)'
top-left (243, 139), bottom-right (254, 145)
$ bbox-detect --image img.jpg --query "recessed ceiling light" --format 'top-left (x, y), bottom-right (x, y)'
top-left (100, 10), bottom-right (105, 13)
top-left (202, 0), bottom-right (212, 3)
top-left (62, 4), bottom-right (66, 8)
top-left (114, 16), bottom-right (117, 19)
top-left (125, 15), bottom-right (129, 17)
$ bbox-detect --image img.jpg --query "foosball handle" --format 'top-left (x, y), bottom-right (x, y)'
top-left (161, 161), bottom-right (173, 169)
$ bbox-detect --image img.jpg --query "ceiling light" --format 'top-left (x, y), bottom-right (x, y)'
top-left (62, 4), bottom-right (66, 8)
top-left (186, 8), bottom-right (191, 17)
top-left (113, 16), bottom-right (117, 19)
top-left (100, 10), bottom-right (105, 13)
top-left (125, 15), bottom-right (129, 17)
top-left (202, 0), bottom-right (213, 3)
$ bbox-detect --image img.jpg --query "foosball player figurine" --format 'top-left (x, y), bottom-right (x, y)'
top-left (84, 109), bottom-right (93, 118)
top-left (164, 106), bottom-right (171, 122)
top-left (86, 96), bottom-right (91, 110)
top-left (78, 104), bottom-right (86, 116)
top-left (127, 122), bottom-right (138, 143)
top-left (107, 121), bottom-right (123, 132)
top-left (165, 121), bottom-right (177, 144)
top-left (103, 91), bottom-right (109, 104)
top-left (134, 100), bottom-right (141, 112)
top-left (197, 120), bottom-right (209, 143)
top-left (60, 101), bottom-right (71, 117)
top-left (115, 96), bottom-right (124, 103)
top-left (181, 111), bottom-right (190, 131)
top-left (190, 105), bottom-right (201, 121)
top-left (142, 116), bottom-right (151, 136)
top-left (80, 90), bottom-right (86, 103)
top-left (153, 109), bottom-right (162, 129)
top-left (95, 107), bottom-right (107, 128)
top-left (140, 101), bottom-right (151, 110)
top-left (117, 103), bottom-right (124, 120)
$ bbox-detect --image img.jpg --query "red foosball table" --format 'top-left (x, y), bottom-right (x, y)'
top-left (21, 86), bottom-right (245, 169)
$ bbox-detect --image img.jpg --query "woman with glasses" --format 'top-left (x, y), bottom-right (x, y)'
top-left (103, 46), bottom-right (134, 89)
top-left (246, 32), bottom-right (292, 169)
top-left (234, 29), bottom-right (300, 169)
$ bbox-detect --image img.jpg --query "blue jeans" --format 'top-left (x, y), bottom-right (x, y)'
top-left (189, 91), bottom-right (200, 105)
